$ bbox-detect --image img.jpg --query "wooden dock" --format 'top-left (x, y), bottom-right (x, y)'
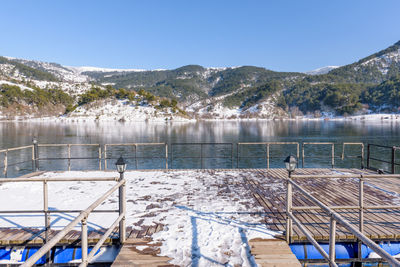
top-left (244, 168), bottom-right (400, 242)
top-left (0, 168), bottom-right (399, 265)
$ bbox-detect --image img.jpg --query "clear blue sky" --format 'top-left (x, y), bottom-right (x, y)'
top-left (1, 0), bottom-right (399, 72)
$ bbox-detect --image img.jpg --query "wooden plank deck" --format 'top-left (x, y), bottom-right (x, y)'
top-left (245, 168), bottom-right (400, 242)
top-left (0, 168), bottom-right (399, 265)
top-left (249, 238), bottom-right (301, 267)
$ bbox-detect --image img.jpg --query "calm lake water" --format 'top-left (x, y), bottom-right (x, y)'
top-left (1, 120), bottom-right (400, 176)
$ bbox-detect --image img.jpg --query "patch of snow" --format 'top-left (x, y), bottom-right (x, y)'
top-left (0, 80), bottom-right (34, 91)
top-left (305, 66), bottom-right (340, 75)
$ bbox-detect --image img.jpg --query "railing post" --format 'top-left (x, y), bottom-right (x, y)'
top-left (236, 143), bottom-right (239, 169)
top-left (361, 144), bottom-right (364, 169)
top-left (329, 216), bottom-right (336, 266)
top-left (68, 144), bottom-right (71, 171)
top-left (81, 217), bottom-right (88, 266)
top-left (367, 144), bottom-right (370, 169)
top-left (358, 176), bottom-right (364, 262)
top-left (392, 147), bottom-right (395, 174)
top-left (98, 145), bottom-right (102, 170)
top-left (104, 145), bottom-right (108, 170)
top-left (231, 143), bottom-right (234, 169)
top-left (119, 173), bottom-right (126, 244)
top-left (3, 150), bottom-right (7, 177)
top-left (286, 177), bottom-right (293, 243)
top-left (266, 144), bottom-right (270, 169)
top-left (331, 144), bottom-right (335, 169)
top-left (43, 180), bottom-right (51, 263)
top-left (200, 144), bottom-right (203, 169)
top-left (165, 143), bottom-right (168, 170)
top-left (301, 143), bottom-right (305, 168)
top-left (134, 144), bottom-right (138, 169)
top-left (33, 138), bottom-right (39, 172)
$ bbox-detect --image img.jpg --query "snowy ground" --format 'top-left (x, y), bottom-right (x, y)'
top-left (0, 170), bottom-right (278, 266)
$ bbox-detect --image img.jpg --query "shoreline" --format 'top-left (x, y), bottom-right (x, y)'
top-left (1, 113), bottom-right (400, 123)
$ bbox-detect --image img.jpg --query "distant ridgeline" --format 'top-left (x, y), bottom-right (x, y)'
top-left (0, 40), bottom-right (400, 118)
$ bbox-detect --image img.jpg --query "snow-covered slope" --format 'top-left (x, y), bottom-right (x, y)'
top-left (305, 65), bottom-right (340, 75)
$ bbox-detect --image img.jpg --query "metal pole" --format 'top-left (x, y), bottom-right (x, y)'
top-left (33, 139), bottom-right (39, 172)
top-left (119, 172), bottom-right (126, 244)
top-left (392, 147), bottom-right (395, 174)
top-left (367, 144), bottom-right (370, 169)
top-left (81, 217), bottom-right (88, 266)
top-left (68, 144), bottom-right (71, 171)
top-left (3, 150), bottom-right (7, 177)
top-left (43, 181), bottom-right (51, 263)
top-left (165, 143), bottom-right (168, 170)
top-left (236, 143), bottom-right (239, 169)
top-left (361, 144), bottom-right (364, 169)
top-left (200, 144), bottom-right (203, 169)
top-left (266, 144), bottom-right (270, 169)
top-left (104, 145), bottom-right (107, 170)
top-left (231, 143), bottom-right (233, 169)
top-left (331, 144), bottom-right (335, 169)
top-left (358, 177), bottom-right (364, 261)
top-left (329, 216), bottom-right (336, 266)
top-left (134, 144), bottom-right (138, 169)
top-left (98, 145), bottom-right (102, 170)
top-left (302, 143), bottom-right (305, 168)
top-left (286, 173), bottom-right (292, 243)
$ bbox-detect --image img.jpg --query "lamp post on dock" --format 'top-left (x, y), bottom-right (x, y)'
top-left (284, 155), bottom-right (297, 243)
top-left (116, 156), bottom-right (127, 244)
top-left (284, 155), bottom-right (297, 178)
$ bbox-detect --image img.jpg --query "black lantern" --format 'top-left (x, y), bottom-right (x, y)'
top-left (115, 156), bottom-right (127, 174)
top-left (284, 155), bottom-right (297, 177)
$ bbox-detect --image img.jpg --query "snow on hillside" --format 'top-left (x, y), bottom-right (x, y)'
top-left (63, 99), bottom-right (190, 122)
top-left (67, 66), bottom-right (147, 74)
top-left (0, 80), bottom-right (33, 91)
top-left (359, 47), bottom-right (400, 74)
top-left (305, 65), bottom-right (339, 75)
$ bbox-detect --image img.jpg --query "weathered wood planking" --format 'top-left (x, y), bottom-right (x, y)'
top-left (246, 168), bottom-right (400, 242)
top-left (249, 238), bottom-right (301, 267)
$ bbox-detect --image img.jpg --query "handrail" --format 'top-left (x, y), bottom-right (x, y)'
top-left (0, 177), bottom-right (118, 182)
top-left (285, 176), bottom-right (400, 266)
top-left (302, 142), bottom-right (335, 168)
top-left (21, 179), bottom-right (126, 267)
top-left (0, 145), bottom-right (34, 177)
top-left (367, 144), bottom-right (400, 174)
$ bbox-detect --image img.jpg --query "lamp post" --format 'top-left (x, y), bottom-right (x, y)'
top-left (115, 156), bottom-right (126, 244)
top-left (284, 155), bottom-right (297, 243)
top-left (33, 138), bottom-right (39, 172)
top-left (284, 155), bottom-right (297, 178)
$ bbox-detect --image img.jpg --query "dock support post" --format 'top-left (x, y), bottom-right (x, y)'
top-left (81, 217), bottom-right (88, 266)
top-left (119, 173), bottom-right (126, 244)
top-left (329, 216), bottom-right (336, 266)
top-left (285, 177), bottom-right (292, 243)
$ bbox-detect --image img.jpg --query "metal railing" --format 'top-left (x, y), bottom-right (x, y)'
top-left (367, 144), bottom-right (400, 174)
top-left (0, 176), bottom-right (126, 267)
top-left (0, 145), bottom-right (34, 177)
top-left (104, 143), bottom-right (168, 169)
top-left (285, 173), bottom-right (400, 266)
top-left (0, 141), bottom-right (372, 175)
top-left (36, 143), bottom-right (102, 171)
top-left (170, 143), bottom-right (234, 169)
top-left (237, 142), bottom-right (300, 169)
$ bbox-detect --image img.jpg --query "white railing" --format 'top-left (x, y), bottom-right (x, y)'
top-left (0, 176), bottom-right (126, 267)
top-left (285, 174), bottom-right (400, 266)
